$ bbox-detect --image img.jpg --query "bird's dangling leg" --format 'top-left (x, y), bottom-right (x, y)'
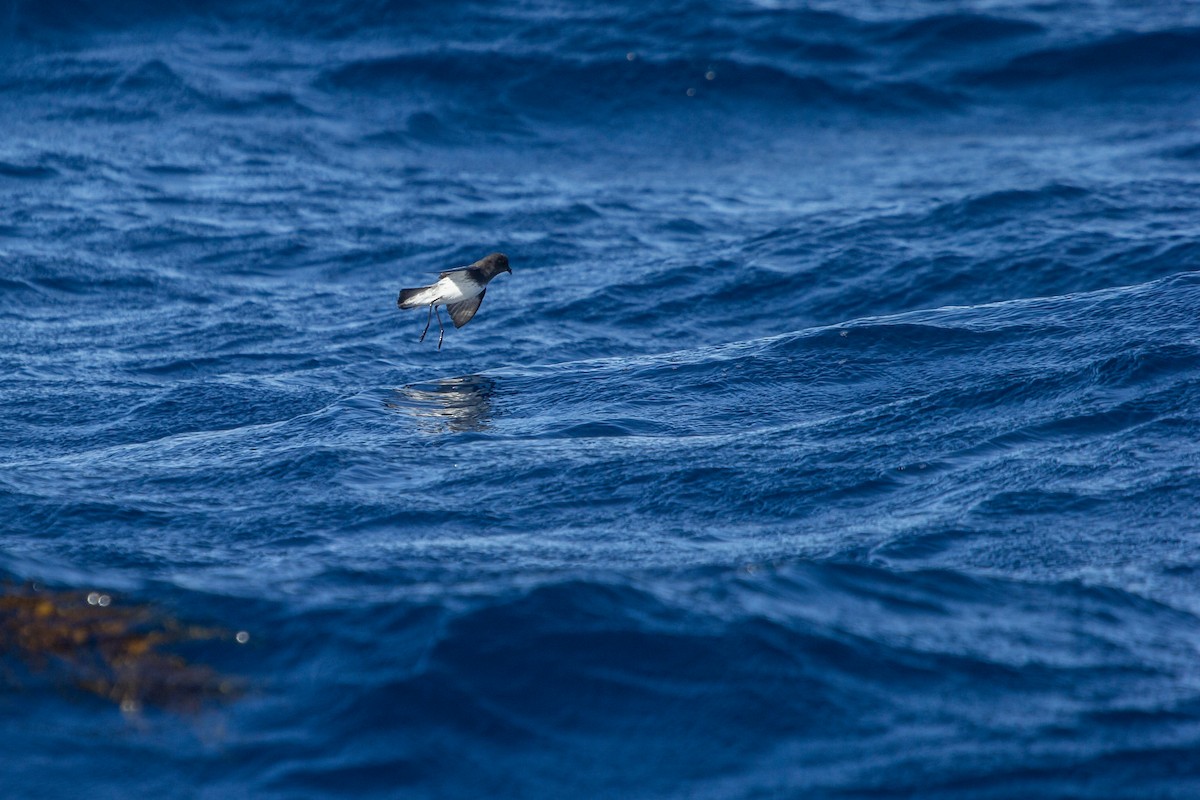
top-left (418, 303), bottom-right (434, 343)
top-left (435, 305), bottom-right (446, 350)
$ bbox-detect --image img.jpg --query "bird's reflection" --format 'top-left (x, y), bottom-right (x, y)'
top-left (388, 374), bottom-right (497, 433)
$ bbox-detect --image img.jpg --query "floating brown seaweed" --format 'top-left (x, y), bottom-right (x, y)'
top-left (0, 584), bottom-right (246, 713)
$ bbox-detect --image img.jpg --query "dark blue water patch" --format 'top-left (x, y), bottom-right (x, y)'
top-left (366, 111), bottom-right (476, 148)
top-left (0, 160), bottom-right (58, 179)
top-left (5, 0), bottom-right (211, 36)
top-left (0, 277), bottom-right (36, 296)
top-left (141, 163), bottom-right (204, 176)
top-left (876, 13), bottom-right (1044, 51)
top-left (1164, 142), bottom-right (1200, 161)
top-left (206, 87), bottom-right (315, 117)
top-left (926, 183), bottom-right (1092, 229)
top-left (115, 58), bottom-right (190, 93)
top-left (959, 27), bottom-right (1200, 91)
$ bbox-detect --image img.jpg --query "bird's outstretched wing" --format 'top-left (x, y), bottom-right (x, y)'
top-left (447, 290), bottom-right (486, 328)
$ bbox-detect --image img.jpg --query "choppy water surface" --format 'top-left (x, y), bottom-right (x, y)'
top-left (3, 1), bottom-right (1200, 796)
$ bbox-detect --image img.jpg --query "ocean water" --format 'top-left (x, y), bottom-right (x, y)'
top-left (3, 0), bottom-right (1200, 796)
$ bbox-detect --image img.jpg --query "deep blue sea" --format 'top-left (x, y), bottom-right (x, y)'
top-left (3, 0), bottom-right (1200, 796)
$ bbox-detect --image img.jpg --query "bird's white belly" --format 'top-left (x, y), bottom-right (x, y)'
top-left (433, 274), bottom-right (481, 304)
top-left (405, 275), bottom-right (481, 307)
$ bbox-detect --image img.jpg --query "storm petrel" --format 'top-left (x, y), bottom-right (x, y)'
top-left (397, 253), bottom-right (511, 350)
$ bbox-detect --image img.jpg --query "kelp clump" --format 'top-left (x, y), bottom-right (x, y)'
top-left (0, 584), bottom-right (245, 713)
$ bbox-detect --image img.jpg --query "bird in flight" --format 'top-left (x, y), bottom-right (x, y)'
top-left (397, 253), bottom-right (511, 350)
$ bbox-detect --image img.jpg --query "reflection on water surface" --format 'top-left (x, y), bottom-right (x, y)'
top-left (389, 374), bottom-right (497, 433)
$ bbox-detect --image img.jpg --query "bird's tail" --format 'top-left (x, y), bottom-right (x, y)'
top-left (397, 285), bottom-right (432, 309)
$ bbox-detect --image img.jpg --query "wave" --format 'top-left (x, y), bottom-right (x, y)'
top-left (319, 50), bottom-right (960, 121)
top-left (925, 183), bottom-right (1092, 228)
top-left (0, 160), bottom-right (57, 179)
top-left (236, 560), bottom-right (1200, 796)
top-left (8, 1), bottom-right (1198, 133)
top-left (961, 27), bottom-right (1200, 89)
top-left (3, 55), bottom-right (314, 120)
top-left (494, 271), bottom-right (1200, 446)
top-left (12, 272), bottom-right (1195, 578)
top-left (524, 182), bottom-right (1197, 351)
top-left (875, 12), bottom-right (1043, 49)
top-left (6, 557), bottom-right (1200, 797)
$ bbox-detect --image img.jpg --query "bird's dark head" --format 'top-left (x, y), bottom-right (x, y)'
top-left (474, 252), bottom-right (511, 280)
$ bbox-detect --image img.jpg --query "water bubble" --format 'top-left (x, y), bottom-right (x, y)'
top-left (705, 71), bottom-right (716, 81)
top-left (235, 631), bottom-right (250, 644)
top-left (87, 592), bottom-right (100, 605)
top-left (97, 594), bottom-right (111, 607)
top-left (626, 52), bottom-right (637, 61)
top-left (686, 88), bottom-right (696, 97)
